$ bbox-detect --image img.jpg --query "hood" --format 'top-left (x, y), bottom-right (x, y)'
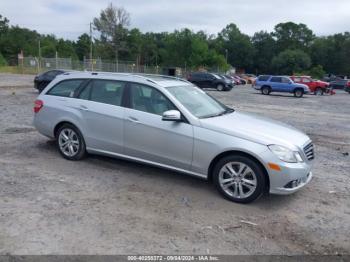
top-left (316, 80), bottom-right (329, 86)
top-left (200, 111), bottom-right (310, 150)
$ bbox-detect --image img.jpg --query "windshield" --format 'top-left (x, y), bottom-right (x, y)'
top-left (166, 85), bottom-right (233, 118)
top-left (212, 74), bottom-right (221, 79)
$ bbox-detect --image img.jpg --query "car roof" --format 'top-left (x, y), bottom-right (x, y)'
top-left (55, 71), bottom-right (192, 87)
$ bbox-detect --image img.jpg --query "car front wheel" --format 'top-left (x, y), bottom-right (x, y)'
top-left (57, 124), bottom-right (86, 160)
top-left (213, 155), bottom-right (266, 203)
top-left (314, 88), bottom-right (324, 95)
top-left (216, 84), bottom-right (225, 91)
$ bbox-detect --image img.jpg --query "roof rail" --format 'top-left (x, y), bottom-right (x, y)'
top-left (58, 71), bottom-right (190, 84)
top-left (133, 73), bottom-right (190, 83)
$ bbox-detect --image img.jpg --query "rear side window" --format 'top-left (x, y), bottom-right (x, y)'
top-left (302, 78), bottom-right (311, 83)
top-left (90, 80), bottom-right (125, 106)
top-left (281, 77), bottom-right (290, 83)
top-left (191, 73), bottom-right (205, 80)
top-left (270, 77), bottom-right (282, 83)
top-left (258, 75), bottom-right (270, 81)
top-left (47, 79), bottom-right (84, 97)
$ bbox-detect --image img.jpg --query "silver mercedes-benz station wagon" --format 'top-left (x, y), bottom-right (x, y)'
top-left (33, 72), bottom-right (313, 203)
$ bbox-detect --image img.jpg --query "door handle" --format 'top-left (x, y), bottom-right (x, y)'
top-left (79, 105), bottom-right (89, 111)
top-left (127, 116), bottom-right (140, 123)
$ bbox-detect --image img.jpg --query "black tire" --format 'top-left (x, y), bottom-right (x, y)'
top-left (294, 88), bottom-right (304, 98)
top-left (314, 87), bottom-right (323, 96)
top-left (216, 84), bottom-right (224, 91)
top-left (261, 86), bottom-right (271, 95)
top-left (56, 124), bottom-right (86, 161)
top-left (212, 155), bottom-right (266, 204)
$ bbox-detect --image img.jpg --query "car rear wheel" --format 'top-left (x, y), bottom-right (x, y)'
top-left (314, 88), bottom-right (323, 96)
top-left (261, 86), bottom-right (271, 95)
top-left (294, 88), bottom-right (304, 98)
top-left (213, 155), bottom-right (266, 203)
top-left (57, 124), bottom-right (86, 160)
top-left (216, 84), bottom-right (224, 91)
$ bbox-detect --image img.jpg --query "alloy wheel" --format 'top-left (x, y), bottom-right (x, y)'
top-left (58, 128), bottom-right (80, 157)
top-left (218, 161), bottom-right (257, 199)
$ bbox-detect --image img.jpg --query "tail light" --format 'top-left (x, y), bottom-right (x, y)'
top-left (34, 99), bottom-right (43, 113)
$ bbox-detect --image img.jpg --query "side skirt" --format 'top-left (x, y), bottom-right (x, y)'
top-left (86, 147), bottom-right (208, 180)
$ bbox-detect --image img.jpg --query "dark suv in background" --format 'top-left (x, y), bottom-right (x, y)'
top-left (34, 69), bottom-right (67, 93)
top-left (188, 72), bottom-right (233, 91)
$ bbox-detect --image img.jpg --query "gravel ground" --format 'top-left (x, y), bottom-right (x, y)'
top-left (0, 73), bottom-right (349, 255)
top-left (0, 73), bottom-right (34, 87)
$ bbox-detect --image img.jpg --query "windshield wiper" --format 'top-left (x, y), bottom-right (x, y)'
top-left (201, 108), bottom-right (235, 119)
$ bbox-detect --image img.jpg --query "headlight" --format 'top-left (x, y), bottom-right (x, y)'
top-left (268, 145), bottom-right (303, 163)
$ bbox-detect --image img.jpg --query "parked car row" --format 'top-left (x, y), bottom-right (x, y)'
top-left (186, 72), bottom-right (254, 92)
top-left (187, 72), bottom-right (234, 91)
top-left (322, 74), bottom-right (350, 90)
top-left (253, 74), bottom-right (350, 98)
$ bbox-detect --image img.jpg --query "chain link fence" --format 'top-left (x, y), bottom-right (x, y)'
top-left (16, 56), bottom-right (173, 76)
top-left (9, 56), bottom-right (227, 78)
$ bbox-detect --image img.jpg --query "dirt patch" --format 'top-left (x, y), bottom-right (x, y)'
top-left (0, 82), bottom-right (349, 255)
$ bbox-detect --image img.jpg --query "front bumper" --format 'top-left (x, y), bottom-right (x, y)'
top-left (259, 148), bottom-right (313, 195)
top-left (270, 171), bottom-right (313, 195)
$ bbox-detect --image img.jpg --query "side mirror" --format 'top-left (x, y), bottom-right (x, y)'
top-left (162, 110), bottom-right (182, 122)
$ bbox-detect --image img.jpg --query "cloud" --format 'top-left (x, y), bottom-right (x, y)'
top-left (0, 0), bottom-right (349, 39)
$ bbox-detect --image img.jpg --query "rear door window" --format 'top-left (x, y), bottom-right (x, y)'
top-left (302, 78), bottom-right (311, 83)
top-left (47, 79), bottom-right (84, 97)
top-left (270, 77), bottom-right (282, 83)
top-left (281, 77), bottom-right (291, 83)
top-left (90, 80), bottom-right (126, 106)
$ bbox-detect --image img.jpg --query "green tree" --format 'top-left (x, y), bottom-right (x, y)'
top-left (0, 52), bottom-right (7, 66)
top-left (0, 26), bottom-right (39, 60)
top-left (308, 65), bottom-right (325, 79)
top-left (252, 31), bottom-right (276, 74)
top-left (310, 33), bottom-right (350, 75)
top-left (273, 22), bottom-right (314, 52)
top-left (0, 15), bottom-right (9, 33)
top-left (56, 39), bottom-right (78, 60)
top-left (272, 49), bottom-right (311, 75)
top-left (216, 23), bottom-right (255, 71)
top-left (75, 33), bottom-right (91, 60)
top-left (93, 3), bottom-right (130, 62)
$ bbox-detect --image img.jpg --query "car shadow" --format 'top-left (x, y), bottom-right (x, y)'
top-left (251, 92), bottom-right (309, 99)
top-left (42, 138), bottom-right (297, 207)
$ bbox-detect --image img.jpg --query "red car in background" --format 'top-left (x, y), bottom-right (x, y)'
top-left (290, 76), bottom-right (330, 95)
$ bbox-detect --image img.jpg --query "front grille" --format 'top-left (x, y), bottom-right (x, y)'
top-left (303, 142), bottom-right (314, 161)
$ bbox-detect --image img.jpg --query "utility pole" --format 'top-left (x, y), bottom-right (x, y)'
top-left (90, 22), bottom-right (93, 71)
top-left (38, 39), bottom-right (41, 72)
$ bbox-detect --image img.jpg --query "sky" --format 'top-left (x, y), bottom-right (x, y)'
top-left (1, 0), bottom-right (350, 40)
